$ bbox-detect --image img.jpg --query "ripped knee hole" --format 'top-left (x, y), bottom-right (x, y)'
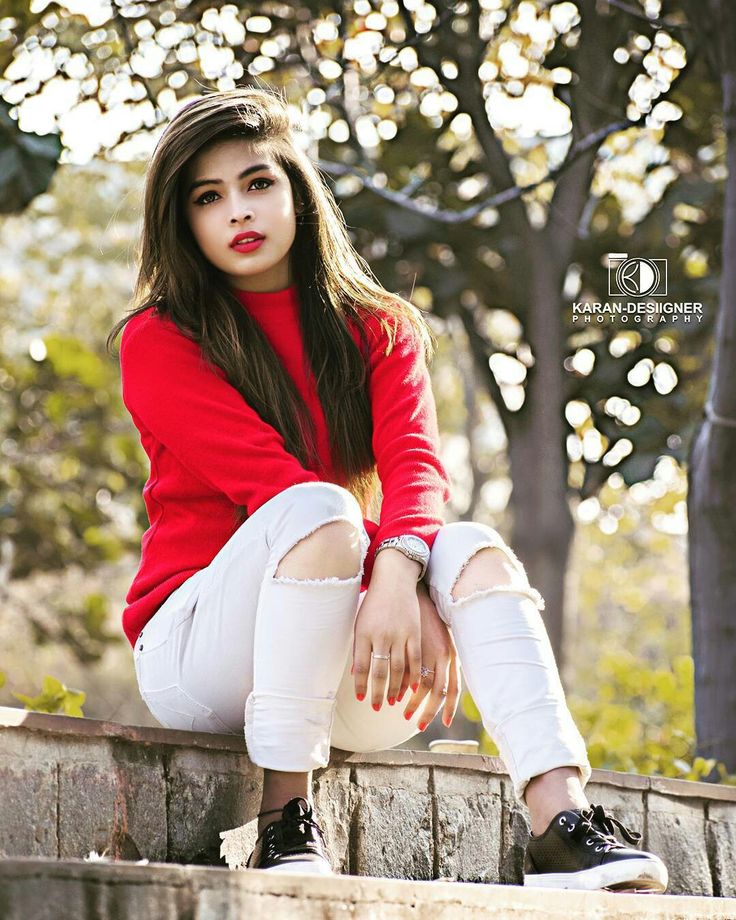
top-left (275, 519), bottom-right (364, 581)
top-left (450, 546), bottom-right (526, 601)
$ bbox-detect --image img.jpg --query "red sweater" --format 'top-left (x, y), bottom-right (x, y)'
top-left (119, 283), bottom-right (451, 648)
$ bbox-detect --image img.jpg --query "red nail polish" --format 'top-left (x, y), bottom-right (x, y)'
top-left (372, 703), bottom-right (380, 711)
top-left (397, 690), bottom-right (405, 702)
top-left (411, 683), bottom-right (419, 692)
top-left (388, 697), bottom-right (395, 705)
top-left (404, 711), bottom-right (413, 720)
top-left (418, 722), bottom-right (427, 731)
top-left (356, 692), bottom-right (365, 701)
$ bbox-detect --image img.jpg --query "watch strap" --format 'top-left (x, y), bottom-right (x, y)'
top-left (374, 536), bottom-right (429, 581)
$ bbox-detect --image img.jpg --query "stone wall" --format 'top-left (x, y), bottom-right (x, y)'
top-left (1, 707), bottom-right (735, 897)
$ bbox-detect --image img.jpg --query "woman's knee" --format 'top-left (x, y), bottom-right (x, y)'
top-left (431, 521), bottom-right (510, 572)
top-left (429, 521), bottom-right (544, 610)
top-left (452, 545), bottom-right (525, 601)
top-left (276, 519), bottom-right (365, 579)
top-left (280, 481), bottom-right (364, 526)
top-left (272, 482), bottom-right (369, 579)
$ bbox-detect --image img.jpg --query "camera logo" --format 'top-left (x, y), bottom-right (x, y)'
top-left (608, 252), bottom-right (668, 297)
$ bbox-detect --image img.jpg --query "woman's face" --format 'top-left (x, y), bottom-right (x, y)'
top-left (183, 138), bottom-right (299, 292)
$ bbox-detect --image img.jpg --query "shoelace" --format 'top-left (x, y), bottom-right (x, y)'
top-left (561, 803), bottom-right (642, 854)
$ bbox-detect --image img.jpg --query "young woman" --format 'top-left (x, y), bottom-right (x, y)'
top-left (108, 86), bottom-right (668, 893)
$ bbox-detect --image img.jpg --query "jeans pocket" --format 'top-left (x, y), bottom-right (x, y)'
top-left (135, 575), bottom-right (203, 656)
top-left (141, 684), bottom-right (235, 735)
top-left (133, 613), bottom-right (189, 695)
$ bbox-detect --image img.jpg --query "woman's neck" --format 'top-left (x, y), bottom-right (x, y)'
top-left (233, 281), bottom-right (300, 316)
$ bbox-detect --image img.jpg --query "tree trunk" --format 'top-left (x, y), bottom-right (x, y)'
top-left (507, 231), bottom-right (575, 667)
top-left (687, 0), bottom-right (736, 772)
top-left (448, 315), bottom-right (485, 521)
top-left (500, 0), bottom-right (625, 668)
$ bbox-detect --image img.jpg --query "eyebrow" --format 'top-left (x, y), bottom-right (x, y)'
top-left (187, 163), bottom-right (274, 195)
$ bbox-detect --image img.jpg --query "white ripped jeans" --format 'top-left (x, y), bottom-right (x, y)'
top-left (133, 481), bottom-right (591, 803)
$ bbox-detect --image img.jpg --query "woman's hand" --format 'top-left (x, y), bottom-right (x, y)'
top-left (352, 578), bottom-right (422, 710)
top-left (399, 581), bottom-right (460, 730)
top-left (352, 576), bottom-right (460, 730)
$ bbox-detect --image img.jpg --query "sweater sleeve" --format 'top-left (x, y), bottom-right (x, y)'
top-left (120, 311), bottom-right (321, 515)
top-left (362, 310), bottom-right (452, 582)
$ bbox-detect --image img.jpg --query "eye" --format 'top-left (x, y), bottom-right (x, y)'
top-left (193, 177), bottom-right (274, 206)
top-left (194, 190), bottom-right (219, 206)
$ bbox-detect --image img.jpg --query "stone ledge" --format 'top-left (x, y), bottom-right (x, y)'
top-left (2, 706), bottom-right (733, 803)
top-left (1, 706), bottom-right (735, 897)
top-left (1, 858), bottom-right (735, 920)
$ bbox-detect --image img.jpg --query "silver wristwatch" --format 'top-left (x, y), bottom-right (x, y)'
top-left (374, 535), bottom-right (430, 581)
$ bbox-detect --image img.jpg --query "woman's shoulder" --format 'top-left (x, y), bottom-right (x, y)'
top-left (346, 301), bottom-right (412, 342)
top-left (349, 304), bottom-right (425, 363)
top-left (121, 305), bottom-right (159, 338)
top-left (122, 305), bottom-right (195, 346)
top-left (120, 306), bottom-right (204, 374)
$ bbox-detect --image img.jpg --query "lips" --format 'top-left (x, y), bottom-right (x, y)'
top-left (230, 232), bottom-right (265, 247)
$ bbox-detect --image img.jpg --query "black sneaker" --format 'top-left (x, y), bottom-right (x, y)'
top-left (524, 803), bottom-right (668, 892)
top-left (246, 796), bottom-right (334, 876)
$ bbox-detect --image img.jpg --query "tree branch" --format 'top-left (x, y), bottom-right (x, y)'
top-left (317, 118), bottom-right (632, 224)
top-left (603, 0), bottom-right (693, 31)
top-left (455, 305), bottom-right (515, 438)
top-left (546, 0), bottom-right (636, 265)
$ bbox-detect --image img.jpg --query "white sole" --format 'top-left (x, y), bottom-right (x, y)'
top-left (524, 856), bottom-right (668, 892)
top-left (259, 859), bottom-right (335, 876)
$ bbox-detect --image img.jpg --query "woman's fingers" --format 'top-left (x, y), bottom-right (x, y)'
top-left (352, 586), bottom-right (421, 709)
top-left (355, 626), bottom-right (405, 709)
top-left (406, 630), bottom-right (423, 697)
top-left (402, 664), bottom-right (432, 721)
top-left (395, 661), bottom-right (411, 704)
top-left (369, 641), bottom-right (395, 709)
top-left (415, 656), bottom-right (452, 730)
top-left (376, 631), bottom-right (420, 710)
top-left (442, 651), bottom-right (461, 727)
top-left (353, 632), bottom-right (377, 701)
top-left (386, 641), bottom-right (408, 704)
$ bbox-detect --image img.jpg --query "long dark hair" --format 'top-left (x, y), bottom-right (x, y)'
top-left (106, 85), bottom-right (437, 519)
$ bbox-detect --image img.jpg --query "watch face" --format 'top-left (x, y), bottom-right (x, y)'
top-left (405, 536), bottom-right (428, 555)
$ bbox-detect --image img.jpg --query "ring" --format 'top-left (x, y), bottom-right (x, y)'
top-left (439, 688), bottom-right (448, 696)
top-left (371, 652), bottom-right (390, 660)
top-left (420, 665), bottom-right (435, 677)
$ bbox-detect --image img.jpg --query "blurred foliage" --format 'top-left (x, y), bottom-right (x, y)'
top-left (571, 651), bottom-right (721, 782)
top-left (11, 674), bottom-right (86, 717)
top-left (1, 332), bottom-right (132, 577)
top-left (0, 159), bottom-right (148, 684)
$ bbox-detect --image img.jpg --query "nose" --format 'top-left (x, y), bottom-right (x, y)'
top-left (229, 194), bottom-right (255, 223)
top-left (230, 208), bottom-right (254, 223)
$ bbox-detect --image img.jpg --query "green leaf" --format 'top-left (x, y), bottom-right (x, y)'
top-left (11, 674), bottom-right (86, 716)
